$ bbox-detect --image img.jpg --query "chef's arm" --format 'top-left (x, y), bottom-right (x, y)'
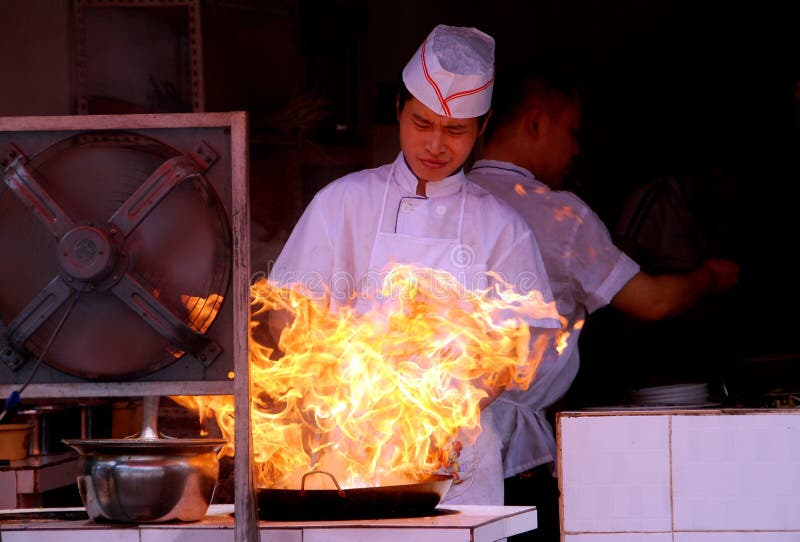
top-left (610, 257), bottom-right (740, 321)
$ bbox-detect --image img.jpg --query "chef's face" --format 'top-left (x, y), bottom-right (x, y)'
top-left (397, 96), bottom-right (485, 182)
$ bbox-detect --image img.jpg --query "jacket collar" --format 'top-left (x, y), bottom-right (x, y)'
top-left (394, 152), bottom-right (465, 198)
top-left (470, 159), bottom-right (540, 185)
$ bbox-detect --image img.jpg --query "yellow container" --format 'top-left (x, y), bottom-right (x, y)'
top-left (0, 424), bottom-right (33, 461)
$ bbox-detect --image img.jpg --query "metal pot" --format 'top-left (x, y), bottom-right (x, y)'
top-left (257, 470), bottom-right (454, 521)
top-left (0, 423), bottom-right (33, 461)
top-left (63, 396), bottom-right (226, 523)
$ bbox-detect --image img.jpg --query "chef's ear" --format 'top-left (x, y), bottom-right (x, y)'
top-left (525, 107), bottom-right (546, 139)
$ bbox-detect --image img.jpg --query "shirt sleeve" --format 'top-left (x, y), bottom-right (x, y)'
top-left (490, 228), bottom-right (563, 329)
top-left (569, 203), bottom-right (640, 314)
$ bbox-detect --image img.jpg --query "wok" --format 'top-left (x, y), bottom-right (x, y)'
top-left (257, 470), bottom-right (454, 521)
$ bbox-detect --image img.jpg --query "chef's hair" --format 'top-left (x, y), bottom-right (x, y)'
top-left (486, 58), bottom-right (581, 141)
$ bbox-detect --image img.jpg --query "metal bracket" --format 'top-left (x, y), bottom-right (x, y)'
top-left (111, 272), bottom-right (222, 367)
top-left (0, 319), bottom-right (27, 371)
top-left (188, 140), bottom-right (219, 171)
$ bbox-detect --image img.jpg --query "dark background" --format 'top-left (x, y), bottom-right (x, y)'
top-left (1, 0), bottom-right (798, 405)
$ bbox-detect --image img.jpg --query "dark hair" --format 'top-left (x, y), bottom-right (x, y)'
top-left (486, 58), bottom-right (581, 140)
top-left (397, 85), bottom-right (490, 126)
top-left (397, 85), bottom-right (414, 112)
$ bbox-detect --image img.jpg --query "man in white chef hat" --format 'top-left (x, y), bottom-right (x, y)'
top-left (269, 24), bottom-right (561, 505)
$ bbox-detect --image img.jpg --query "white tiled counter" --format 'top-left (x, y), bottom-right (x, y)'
top-left (0, 503), bottom-right (536, 542)
top-left (557, 409), bottom-right (800, 542)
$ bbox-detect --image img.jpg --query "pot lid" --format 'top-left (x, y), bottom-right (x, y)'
top-left (63, 437), bottom-right (226, 455)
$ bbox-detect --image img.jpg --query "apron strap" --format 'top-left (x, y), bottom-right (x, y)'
top-left (456, 180), bottom-right (467, 243)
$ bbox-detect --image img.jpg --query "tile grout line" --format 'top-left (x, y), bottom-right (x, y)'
top-left (669, 414), bottom-right (675, 542)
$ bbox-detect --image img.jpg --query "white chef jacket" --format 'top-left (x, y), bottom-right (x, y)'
top-left (270, 153), bottom-right (559, 322)
top-left (469, 159), bottom-right (640, 478)
top-left (269, 152), bottom-right (561, 504)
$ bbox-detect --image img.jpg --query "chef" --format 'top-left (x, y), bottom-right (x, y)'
top-left (269, 24), bottom-right (560, 505)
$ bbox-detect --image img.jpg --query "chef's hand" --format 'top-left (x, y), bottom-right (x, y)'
top-left (700, 258), bottom-right (740, 294)
top-left (612, 258), bottom-right (741, 321)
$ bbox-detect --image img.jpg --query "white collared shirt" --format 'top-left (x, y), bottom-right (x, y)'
top-left (469, 159), bottom-right (640, 477)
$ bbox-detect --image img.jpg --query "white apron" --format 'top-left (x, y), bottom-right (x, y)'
top-left (361, 165), bottom-right (504, 505)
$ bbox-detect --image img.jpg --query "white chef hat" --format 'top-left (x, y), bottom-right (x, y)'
top-left (402, 24), bottom-right (495, 119)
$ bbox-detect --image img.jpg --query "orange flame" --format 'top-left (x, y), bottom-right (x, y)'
top-left (181, 293), bottom-right (224, 333)
top-left (174, 264), bottom-right (564, 490)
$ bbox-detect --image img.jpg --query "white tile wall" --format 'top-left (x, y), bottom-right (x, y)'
top-left (0, 470), bottom-right (17, 508)
top-left (559, 411), bottom-right (800, 541)
top-left (142, 528), bottom-right (301, 542)
top-left (672, 414), bottom-right (800, 531)
top-left (674, 533), bottom-right (800, 542)
top-left (564, 533), bottom-right (672, 542)
top-left (560, 415), bottom-right (671, 533)
top-left (141, 530), bottom-right (232, 542)
top-left (301, 528), bottom-right (470, 542)
top-left (257, 531), bottom-right (303, 542)
top-left (1, 528), bottom-right (140, 542)
top-left (4, 528), bottom-right (301, 542)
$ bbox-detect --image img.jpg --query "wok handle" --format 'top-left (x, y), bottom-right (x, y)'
top-left (300, 470), bottom-right (346, 498)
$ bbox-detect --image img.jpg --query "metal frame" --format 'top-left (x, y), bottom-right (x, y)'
top-left (0, 112), bottom-right (255, 542)
top-left (74, 0), bottom-right (205, 114)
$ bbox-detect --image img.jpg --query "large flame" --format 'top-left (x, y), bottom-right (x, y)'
top-left (173, 264), bottom-right (565, 490)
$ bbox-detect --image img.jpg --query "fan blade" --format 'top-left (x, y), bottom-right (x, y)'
top-left (111, 272), bottom-right (221, 365)
top-left (2, 145), bottom-right (75, 239)
top-left (5, 276), bottom-right (73, 348)
top-left (109, 154), bottom-right (204, 237)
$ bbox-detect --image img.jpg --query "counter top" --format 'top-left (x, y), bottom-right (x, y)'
top-left (569, 406), bottom-right (799, 415)
top-left (0, 503), bottom-right (537, 542)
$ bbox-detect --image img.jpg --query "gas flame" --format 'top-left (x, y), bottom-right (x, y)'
top-left (174, 264), bottom-right (565, 490)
